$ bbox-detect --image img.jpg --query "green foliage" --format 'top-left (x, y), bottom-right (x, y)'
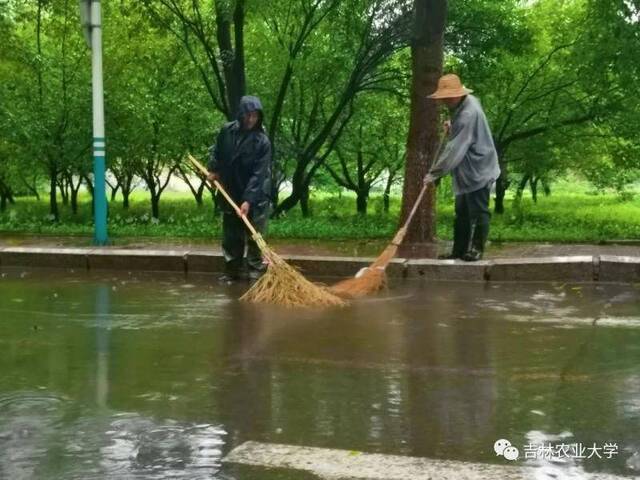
top-left (0, 0), bottom-right (638, 225)
top-left (1, 184), bottom-right (639, 242)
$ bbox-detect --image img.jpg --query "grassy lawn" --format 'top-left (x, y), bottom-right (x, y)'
top-left (1, 180), bottom-right (639, 243)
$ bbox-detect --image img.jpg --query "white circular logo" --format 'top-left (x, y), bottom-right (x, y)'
top-left (503, 446), bottom-right (520, 461)
top-left (494, 439), bottom-right (511, 456)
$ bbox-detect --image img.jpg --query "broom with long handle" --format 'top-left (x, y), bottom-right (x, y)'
top-left (187, 154), bottom-right (345, 307)
top-left (330, 139), bottom-right (445, 298)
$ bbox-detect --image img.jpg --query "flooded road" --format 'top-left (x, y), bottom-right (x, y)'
top-left (1, 268), bottom-right (639, 479)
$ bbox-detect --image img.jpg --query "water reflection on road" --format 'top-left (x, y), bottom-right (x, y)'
top-left (0, 269), bottom-right (638, 478)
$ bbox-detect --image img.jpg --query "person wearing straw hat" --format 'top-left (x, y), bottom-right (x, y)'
top-left (207, 96), bottom-right (272, 282)
top-left (423, 74), bottom-right (500, 261)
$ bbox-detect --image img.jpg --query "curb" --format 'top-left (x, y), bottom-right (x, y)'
top-left (0, 246), bottom-right (639, 283)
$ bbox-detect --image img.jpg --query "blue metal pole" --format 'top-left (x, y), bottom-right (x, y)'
top-left (90, 0), bottom-right (108, 245)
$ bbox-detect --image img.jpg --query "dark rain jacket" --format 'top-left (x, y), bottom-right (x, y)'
top-left (207, 96), bottom-right (272, 211)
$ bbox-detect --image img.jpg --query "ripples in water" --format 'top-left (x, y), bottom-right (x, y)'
top-left (0, 392), bottom-right (226, 480)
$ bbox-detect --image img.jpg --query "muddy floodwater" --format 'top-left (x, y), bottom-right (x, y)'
top-left (1, 268), bottom-right (639, 479)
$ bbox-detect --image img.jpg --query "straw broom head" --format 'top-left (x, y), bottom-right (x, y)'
top-left (328, 265), bottom-right (388, 299)
top-left (240, 234), bottom-right (346, 308)
top-left (329, 228), bottom-right (406, 299)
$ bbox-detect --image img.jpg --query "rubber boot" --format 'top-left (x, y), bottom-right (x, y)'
top-left (462, 222), bottom-right (489, 262)
top-left (449, 215), bottom-right (470, 259)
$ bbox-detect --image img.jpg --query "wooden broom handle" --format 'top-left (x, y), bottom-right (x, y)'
top-left (400, 138), bottom-right (446, 232)
top-left (187, 154), bottom-right (261, 238)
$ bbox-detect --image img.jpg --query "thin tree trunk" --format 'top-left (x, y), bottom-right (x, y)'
top-left (83, 174), bottom-right (94, 201)
top-left (531, 176), bottom-right (539, 203)
top-left (69, 174), bottom-right (82, 215)
top-left (151, 192), bottom-right (160, 219)
top-left (383, 191), bottom-right (391, 213)
top-left (19, 174), bottom-right (40, 200)
top-left (275, 163), bottom-right (306, 216)
top-left (58, 176), bottom-right (69, 205)
top-left (215, 0), bottom-right (246, 115)
top-left (71, 187), bottom-right (79, 214)
top-left (383, 172), bottom-right (395, 213)
top-left (516, 173), bottom-right (530, 200)
top-left (178, 166), bottom-right (206, 206)
top-left (495, 177), bottom-right (507, 213)
top-left (121, 175), bottom-right (134, 209)
top-left (300, 182), bottom-right (311, 218)
top-left (194, 181), bottom-right (206, 206)
top-left (0, 179), bottom-right (13, 211)
top-left (0, 182), bottom-right (9, 211)
top-left (110, 182), bottom-right (120, 202)
top-left (49, 166), bottom-right (59, 221)
top-left (356, 189), bottom-right (368, 215)
top-left (495, 160), bottom-right (509, 214)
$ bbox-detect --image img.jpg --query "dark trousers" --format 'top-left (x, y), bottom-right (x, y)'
top-left (222, 207), bottom-right (268, 275)
top-left (452, 185), bottom-right (491, 257)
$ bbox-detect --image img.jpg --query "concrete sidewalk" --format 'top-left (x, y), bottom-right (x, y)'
top-left (0, 234), bottom-right (638, 259)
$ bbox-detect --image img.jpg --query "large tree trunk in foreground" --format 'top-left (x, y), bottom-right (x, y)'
top-left (398, 0), bottom-right (447, 258)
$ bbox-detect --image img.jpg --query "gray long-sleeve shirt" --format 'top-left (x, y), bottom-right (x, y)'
top-left (429, 95), bottom-right (501, 195)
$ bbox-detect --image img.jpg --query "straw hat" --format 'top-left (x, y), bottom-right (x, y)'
top-left (428, 74), bottom-right (473, 99)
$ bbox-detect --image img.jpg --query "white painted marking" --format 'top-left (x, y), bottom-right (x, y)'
top-left (223, 441), bottom-right (629, 479)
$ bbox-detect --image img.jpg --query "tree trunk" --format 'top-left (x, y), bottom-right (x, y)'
top-left (71, 188), bottom-right (79, 215)
top-left (110, 182), bottom-right (120, 202)
top-left (274, 163), bottom-right (306, 217)
top-left (151, 193), bottom-right (160, 220)
top-left (270, 168), bottom-right (281, 210)
top-left (531, 176), bottom-right (539, 203)
top-left (383, 175), bottom-right (393, 213)
top-left (212, 189), bottom-right (221, 214)
top-left (215, 0), bottom-right (246, 116)
top-left (177, 165), bottom-right (207, 207)
top-left (194, 182), bottom-right (205, 206)
top-left (356, 189), bottom-right (368, 215)
top-left (0, 190), bottom-right (13, 211)
top-left (300, 182), bottom-right (311, 218)
top-left (59, 177), bottom-right (69, 206)
top-left (121, 176), bottom-right (133, 209)
top-left (495, 178), bottom-right (506, 213)
top-left (516, 173), bottom-right (529, 200)
top-left (49, 167), bottom-right (59, 221)
top-left (18, 174), bottom-right (40, 201)
top-left (493, 141), bottom-right (510, 213)
top-left (0, 183), bottom-right (8, 211)
top-left (398, 0), bottom-right (446, 258)
top-left (80, 174), bottom-right (95, 215)
top-left (274, 190), bottom-right (299, 216)
top-left (542, 178), bottom-right (551, 196)
top-left (0, 180), bottom-right (13, 211)
top-left (495, 168), bottom-right (509, 214)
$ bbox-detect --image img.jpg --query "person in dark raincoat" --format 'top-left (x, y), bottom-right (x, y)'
top-left (423, 74), bottom-right (501, 261)
top-left (207, 96), bottom-right (272, 281)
